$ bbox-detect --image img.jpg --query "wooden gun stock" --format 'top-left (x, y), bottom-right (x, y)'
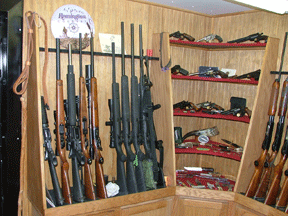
top-left (79, 76), bottom-right (96, 200)
top-left (56, 80), bottom-right (72, 204)
top-left (91, 77), bottom-right (108, 199)
top-left (276, 169), bottom-right (288, 208)
top-left (264, 154), bottom-right (288, 205)
top-left (245, 149), bottom-right (269, 197)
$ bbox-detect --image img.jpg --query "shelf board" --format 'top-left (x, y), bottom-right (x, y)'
top-left (171, 74), bottom-right (258, 85)
top-left (175, 139), bottom-right (242, 161)
top-left (169, 40), bottom-right (266, 51)
top-left (173, 108), bottom-right (250, 123)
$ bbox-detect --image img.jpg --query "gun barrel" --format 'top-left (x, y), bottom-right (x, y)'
top-left (56, 39), bottom-right (61, 80)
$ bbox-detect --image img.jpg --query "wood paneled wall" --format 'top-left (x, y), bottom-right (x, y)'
top-left (22, 0), bottom-right (288, 195)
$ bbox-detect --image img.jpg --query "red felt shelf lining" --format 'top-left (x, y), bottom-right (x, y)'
top-left (171, 74), bottom-right (258, 85)
top-left (173, 108), bottom-right (250, 123)
top-left (170, 39), bottom-right (266, 49)
top-left (175, 139), bottom-right (242, 161)
top-left (176, 170), bottom-right (235, 191)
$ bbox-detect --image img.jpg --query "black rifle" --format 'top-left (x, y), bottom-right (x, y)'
top-left (228, 33), bottom-right (268, 43)
top-left (41, 96), bottom-right (64, 206)
top-left (139, 25), bottom-right (166, 189)
top-left (106, 43), bottom-right (128, 195)
top-left (65, 44), bottom-right (85, 203)
top-left (120, 22), bottom-right (138, 194)
top-left (130, 23), bottom-right (146, 192)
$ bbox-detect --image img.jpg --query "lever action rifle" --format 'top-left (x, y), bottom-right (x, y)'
top-left (245, 34), bottom-right (286, 198)
top-left (254, 33), bottom-right (288, 200)
top-left (120, 22), bottom-right (138, 194)
top-left (65, 44), bottom-right (85, 203)
top-left (264, 129), bottom-right (288, 205)
top-left (106, 42), bottom-right (128, 195)
top-left (86, 36), bottom-right (108, 199)
top-left (41, 96), bottom-right (64, 206)
top-left (78, 34), bottom-right (96, 200)
top-left (54, 38), bottom-right (72, 204)
top-left (130, 23), bottom-right (146, 192)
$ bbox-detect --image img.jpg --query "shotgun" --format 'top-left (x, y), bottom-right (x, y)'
top-left (254, 78), bottom-right (288, 200)
top-left (275, 169), bottom-right (288, 209)
top-left (120, 22), bottom-right (138, 194)
top-left (55, 38), bottom-right (72, 204)
top-left (78, 34), bottom-right (96, 200)
top-left (245, 33), bottom-right (287, 197)
top-left (264, 130), bottom-right (288, 205)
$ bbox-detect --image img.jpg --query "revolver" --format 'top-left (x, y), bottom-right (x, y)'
top-left (169, 31), bottom-right (195, 42)
top-left (197, 34), bottom-right (223, 43)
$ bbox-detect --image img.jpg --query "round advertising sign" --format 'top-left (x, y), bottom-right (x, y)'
top-left (51, 4), bottom-right (95, 49)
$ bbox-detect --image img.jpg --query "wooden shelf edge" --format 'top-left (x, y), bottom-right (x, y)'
top-left (44, 187), bottom-right (176, 216)
top-left (175, 186), bottom-right (235, 201)
top-left (234, 193), bottom-right (287, 216)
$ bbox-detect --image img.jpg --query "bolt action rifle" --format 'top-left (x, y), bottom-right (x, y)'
top-left (245, 32), bottom-right (287, 198)
top-left (77, 34), bottom-right (96, 200)
top-left (130, 23), bottom-right (146, 192)
top-left (54, 39), bottom-right (72, 204)
top-left (120, 22), bottom-right (138, 194)
top-left (105, 42), bottom-right (128, 195)
top-left (86, 36), bottom-right (108, 199)
top-left (65, 44), bottom-right (85, 203)
top-left (41, 96), bottom-right (64, 206)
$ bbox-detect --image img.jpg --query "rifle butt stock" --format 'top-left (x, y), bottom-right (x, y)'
top-left (276, 170), bottom-right (288, 208)
top-left (83, 162), bottom-right (96, 200)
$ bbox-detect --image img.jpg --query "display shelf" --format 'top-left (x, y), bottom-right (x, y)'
top-left (171, 74), bottom-right (258, 85)
top-left (175, 139), bottom-right (242, 161)
top-left (176, 170), bottom-right (235, 191)
top-left (169, 39), bottom-right (266, 50)
top-left (173, 108), bottom-right (250, 123)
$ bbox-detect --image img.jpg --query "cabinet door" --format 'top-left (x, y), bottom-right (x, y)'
top-left (176, 198), bottom-right (229, 216)
top-left (121, 197), bottom-right (174, 216)
top-left (234, 204), bottom-right (265, 216)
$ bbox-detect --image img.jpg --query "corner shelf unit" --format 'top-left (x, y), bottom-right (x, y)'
top-left (170, 37), bottom-right (280, 192)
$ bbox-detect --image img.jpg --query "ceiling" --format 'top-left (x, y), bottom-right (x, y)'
top-left (144, 0), bottom-right (253, 15)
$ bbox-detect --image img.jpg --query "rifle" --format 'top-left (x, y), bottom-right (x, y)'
top-left (78, 34), bottom-right (96, 200)
top-left (86, 36), bottom-right (108, 199)
top-left (65, 44), bottom-right (85, 203)
top-left (245, 32), bottom-right (287, 198)
top-left (142, 47), bottom-right (166, 188)
top-left (130, 23), bottom-right (146, 192)
top-left (105, 42), bottom-right (128, 195)
top-left (254, 76), bottom-right (288, 200)
top-left (55, 38), bottom-right (72, 204)
top-left (275, 169), bottom-right (288, 209)
top-left (227, 32), bottom-right (268, 43)
top-left (41, 96), bottom-right (64, 206)
top-left (120, 22), bottom-right (138, 194)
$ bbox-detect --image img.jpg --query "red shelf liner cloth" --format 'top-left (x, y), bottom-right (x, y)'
top-left (173, 108), bottom-right (250, 123)
top-left (175, 139), bottom-right (242, 161)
